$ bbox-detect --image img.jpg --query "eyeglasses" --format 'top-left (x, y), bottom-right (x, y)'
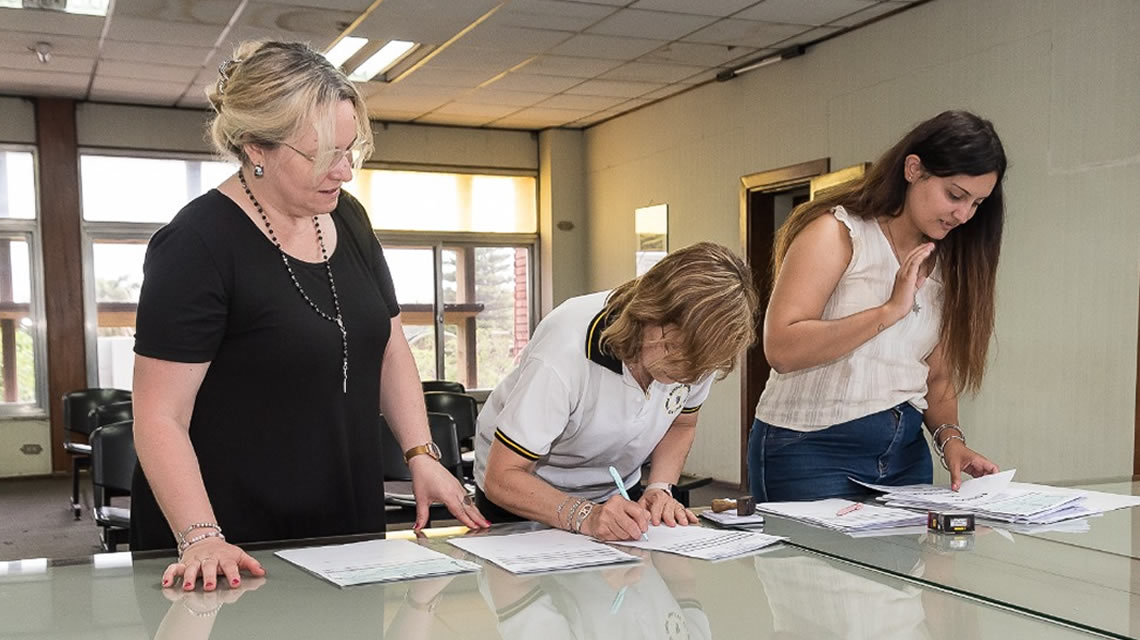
top-left (282, 139), bottom-right (364, 168)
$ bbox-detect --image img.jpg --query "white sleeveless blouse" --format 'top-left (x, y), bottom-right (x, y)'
top-left (754, 206), bottom-right (943, 431)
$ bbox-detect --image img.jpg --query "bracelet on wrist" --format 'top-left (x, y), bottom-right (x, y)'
top-left (931, 424), bottom-right (964, 455)
top-left (645, 482), bottom-right (673, 494)
top-left (178, 530), bottom-right (226, 559)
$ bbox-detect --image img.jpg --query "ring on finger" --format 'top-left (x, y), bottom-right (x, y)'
top-left (462, 495), bottom-right (474, 506)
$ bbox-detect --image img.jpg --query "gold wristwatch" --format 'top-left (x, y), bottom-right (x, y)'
top-left (404, 441), bottom-right (442, 463)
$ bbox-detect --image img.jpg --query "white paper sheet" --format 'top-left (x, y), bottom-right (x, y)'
top-left (447, 529), bottom-right (638, 574)
top-left (275, 539), bottom-right (480, 588)
top-left (756, 499), bottom-right (927, 532)
top-left (607, 524), bottom-right (784, 560)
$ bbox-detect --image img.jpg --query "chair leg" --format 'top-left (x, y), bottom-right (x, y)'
top-left (71, 457), bottom-right (82, 520)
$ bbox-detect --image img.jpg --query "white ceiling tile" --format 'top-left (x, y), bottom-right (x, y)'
top-left (424, 46), bottom-right (534, 72)
top-left (628, 0), bottom-right (761, 17)
top-left (90, 76), bottom-right (189, 104)
top-left (353, 0), bottom-right (503, 44)
top-left (106, 16), bottom-right (228, 46)
top-left (461, 88), bottom-right (549, 107)
top-left (0, 52), bottom-right (94, 75)
top-left (257, 0), bottom-right (373, 10)
top-left (495, 0), bottom-right (618, 31)
top-left (775, 25), bottom-right (843, 47)
top-left (564, 78), bottom-right (662, 98)
top-left (366, 93), bottom-right (451, 113)
top-left (0, 31), bottom-right (101, 57)
top-left (367, 108), bottom-right (427, 122)
top-left (0, 68), bottom-right (89, 96)
top-left (0, 9), bottom-right (105, 38)
top-left (102, 41), bottom-right (213, 68)
top-left (830, 1), bottom-right (908, 26)
top-left (520, 55), bottom-right (623, 78)
top-left (395, 67), bottom-right (502, 90)
top-left (548, 33), bottom-right (666, 59)
top-left (536, 93), bottom-right (625, 111)
top-left (239, 3), bottom-right (360, 38)
top-left (414, 112), bottom-right (499, 126)
top-left (458, 25), bottom-right (574, 53)
top-left (586, 9), bottom-right (717, 40)
top-left (641, 41), bottom-right (757, 66)
top-left (735, 0), bottom-right (879, 26)
top-left (499, 106), bottom-right (594, 122)
top-left (427, 102), bottom-right (521, 119)
top-left (112, 0), bottom-right (243, 26)
top-left (483, 72), bottom-right (583, 93)
top-left (683, 19), bottom-right (808, 47)
top-left (599, 60), bottom-right (706, 84)
top-left (638, 83), bottom-right (695, 101)
top-left (95, 60), bottom-right (200, 83)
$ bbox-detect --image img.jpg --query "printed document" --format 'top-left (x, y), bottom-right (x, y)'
top-left (275, 538), bottom-right (480, 588)
top-left (448, 529), bottom-right (638, 574)
top-left (608, 524), bottom-right (784, 560)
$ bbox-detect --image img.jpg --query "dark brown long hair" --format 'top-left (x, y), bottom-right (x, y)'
top-left (600, 242), bottom-right (759, 383)
top-left (772, 110), bottom-right (1007, 393)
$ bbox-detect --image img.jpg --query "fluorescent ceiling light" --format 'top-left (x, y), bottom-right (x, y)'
top-left (0, 0), bottom-right (110, 15)
top-left (324, 36), bottom-right (368, 69)
top-left (348, 40), bottom-right (417, 82)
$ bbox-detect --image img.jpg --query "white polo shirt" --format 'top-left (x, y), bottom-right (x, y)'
top-left (474, 291), bottom-right (714, 501)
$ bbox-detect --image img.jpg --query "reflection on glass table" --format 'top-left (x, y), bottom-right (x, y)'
top-left (0, 525), bottom-right (1116, 640)
top-left (761, 477), bottom-right (1140, 639)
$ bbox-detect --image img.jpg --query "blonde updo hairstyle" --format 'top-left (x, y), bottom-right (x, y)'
top-left (205, 40), bottom-right (373, 177)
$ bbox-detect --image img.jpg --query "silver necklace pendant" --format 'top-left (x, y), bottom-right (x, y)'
top-left (238, 170), bottom-right (348, 393)
top-left (912, 301), bottom-right (921, 315)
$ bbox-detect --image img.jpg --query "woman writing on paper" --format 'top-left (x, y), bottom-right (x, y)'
top-left (474, 242), bottom-right (759, 540)
top-left (749, 110), bottom-right (1006, 501)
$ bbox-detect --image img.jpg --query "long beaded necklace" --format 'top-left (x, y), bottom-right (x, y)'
top-left (238, 170), bottom-right (348, 392)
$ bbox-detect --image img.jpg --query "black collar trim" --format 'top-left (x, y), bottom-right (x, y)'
top-left (584, 308), bottom-right (623, 375)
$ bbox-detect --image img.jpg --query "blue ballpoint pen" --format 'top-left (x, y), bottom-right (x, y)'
top-left (608, 465), bottom-right (649, 541)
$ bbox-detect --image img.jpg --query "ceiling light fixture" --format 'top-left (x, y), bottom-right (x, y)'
top-left (1, 0), bottom-right (110, 15)
top-left (716, 45), bottom-right (806, 82)
top-left (347, 40), bottom-right (418, 82)
top-left (29, 42), bottom-right (52, 64)
top-left (324, 36), bottom-right (368, 69)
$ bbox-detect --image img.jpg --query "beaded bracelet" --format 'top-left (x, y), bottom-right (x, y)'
top-left (554, 496), bottom-right (574, 523)
top-left (563, 498), bottom-right (585, 530)
top-left (177, 522), bottom-right (221, 542)
top-left (178, 530), bottom-right (226, 559)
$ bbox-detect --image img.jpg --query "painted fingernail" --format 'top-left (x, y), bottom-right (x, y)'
top-left (205, 582), bottom-right (214, 589)
top-left (184, 582), bottom-right (192, 589)
top-left (162, 578), bottom-right (170, 586)
top-left (232, 579), bottom-right (240, 586)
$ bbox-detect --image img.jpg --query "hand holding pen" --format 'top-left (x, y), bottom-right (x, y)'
top-left (578, 467), bottom-right (652, 541)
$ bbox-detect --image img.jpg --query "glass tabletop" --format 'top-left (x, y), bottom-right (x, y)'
top-left (760, 478), bottom-right (1140, 639)
top-left (0, 526), bottom-right (1109, 640)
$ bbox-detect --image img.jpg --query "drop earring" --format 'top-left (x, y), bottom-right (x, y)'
top-left (253, 164), bottom-right (264, 178)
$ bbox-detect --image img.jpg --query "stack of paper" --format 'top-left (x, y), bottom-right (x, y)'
top-left (275, 539), bottom-right (481, 588)
top-left (609, 524), bottom-right (784, 560)
top-left (855, 470), bottom-right (1140, 526)
top-left (698, 510), bottom-right (767, 529)
top-left (448, 529), bottom-right (638, 574)
top-left (756, 499), bottom-right (927, 533)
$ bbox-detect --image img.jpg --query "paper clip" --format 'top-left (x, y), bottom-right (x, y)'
top-left (835, 503), bottom-right (864, 517)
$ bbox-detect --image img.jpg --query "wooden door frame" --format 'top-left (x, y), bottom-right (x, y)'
top-left (738, 158), bottom-right (830, 490)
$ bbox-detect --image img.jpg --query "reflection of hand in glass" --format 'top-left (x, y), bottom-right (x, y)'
top-left (387, 575), bottom-right (457, 640)
top-left (154, 576), bottom-right (266, 640)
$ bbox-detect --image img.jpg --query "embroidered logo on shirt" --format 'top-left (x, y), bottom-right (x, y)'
top-left (665, 384), bottom-right (690, 415)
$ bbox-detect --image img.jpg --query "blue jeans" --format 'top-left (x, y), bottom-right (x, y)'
top-left (747, 403), bottom-right (933, 501)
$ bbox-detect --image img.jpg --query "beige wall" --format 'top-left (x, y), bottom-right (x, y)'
top-left (0, 420), bottom-right (51, 476)
top-left (539, 129), bottom-right (589, 314)
top-left (582, 0), bottom-right (1140, 484)
top-left (0, 97), bottom-right (35, 144)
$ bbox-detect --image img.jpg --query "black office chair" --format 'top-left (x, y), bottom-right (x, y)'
top-left (90, 420), bottom-right (135, 552)
top-left (421, 380), bottom-right (465, 394)
top-left (380, 412), bottom-right (463, 526)
top-left (62, 388), bottom-right (132, 519)
top-left (423, 390), bottom-right (478, 480)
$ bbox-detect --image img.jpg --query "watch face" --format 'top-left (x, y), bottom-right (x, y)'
top-left (427, 442), bottom-right (442, 460)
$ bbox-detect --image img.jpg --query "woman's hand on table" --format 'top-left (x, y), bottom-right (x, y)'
top-left (408, 456), bottom-right (490, 530)
top-left (639, 487), bottom-right (697, 526)
top-left (162, 537), bottom-right (265, 591)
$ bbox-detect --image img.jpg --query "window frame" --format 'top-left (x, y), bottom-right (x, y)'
top-left (78, 147), bottom-right (224, 387)
top-left (0, 143), bottom-right (49, 417)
